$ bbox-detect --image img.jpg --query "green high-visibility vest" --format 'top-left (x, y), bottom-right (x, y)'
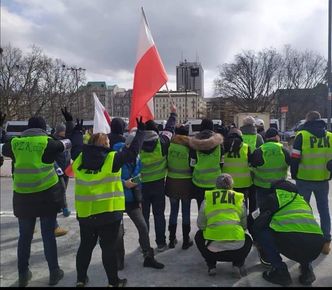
top-left (203, 189), bottom-right (245, 241)
top-left (221, 143), bottom-right (253, 188)
top-left (11, 136), bottom-right (58, 193)
top-left (270, 189), bottom-right (323, 235)
top-left (72, 151), bottom-right (125, 218)
top-left (242, 134), bottom-right (257, 152)
top-left (297, 130), bottom-right (332, 181)
top-left (167, 143), bottom-right (192, 179)
top-left (253, 142), bottom-right (288, 188)
top-left (140, 140), bottom-right (167, 183)
top-left (192, 146), bottom-right (221, 188)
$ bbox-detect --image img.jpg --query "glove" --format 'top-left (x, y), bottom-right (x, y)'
top-left (136, 116), bottom-right (145, 131)
top-left (61, 107), bottom-right (73, 122)
top-left (74, 119), bottom-right (84, 132)
top-left (0, 111), bottom-right (6, 127)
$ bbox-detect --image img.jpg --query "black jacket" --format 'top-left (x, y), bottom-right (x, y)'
top-left (70, 128), bottom-right (145, 226)
top-left (2, 128), bottom-right (68, 218)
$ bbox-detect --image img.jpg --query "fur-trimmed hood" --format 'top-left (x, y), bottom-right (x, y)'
top-left (189, 130), bottom-right (223, 153)
top-left (171, 134), bottom-right (190, 146)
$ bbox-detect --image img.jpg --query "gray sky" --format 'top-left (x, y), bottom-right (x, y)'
top-left (1, 0), bottom-right (329, 97)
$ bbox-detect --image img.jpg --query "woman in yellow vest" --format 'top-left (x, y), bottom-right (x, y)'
top-left (252, 180), bottom-right (325, 286)
top-left (71, 118), bottom-right (145, 287)
top-left (195, 174), bottom-right (252, 277)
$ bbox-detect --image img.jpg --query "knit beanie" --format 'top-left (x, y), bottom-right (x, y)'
top-left (265, 128), bottom-right (279, 139)
top-left (216, 174), bottom-right (234, 189)
top-left (111, 118), bottom-right (125, 135)
top-left (55, 123), bottom-right (66, 133)
top-left (200, 119), bottom-right (214, 131)
top-left (28, 116), bottom-right (47, 131)
top-left (243, 116), bottom-right (255, 126)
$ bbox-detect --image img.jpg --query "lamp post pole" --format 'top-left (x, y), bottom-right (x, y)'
top-left (328, 0), bottom-right (332, 131)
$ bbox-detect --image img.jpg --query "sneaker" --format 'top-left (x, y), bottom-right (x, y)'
top-left (76, 276), bottom-right (89, 287)
top-left (143, 257), bottom-right (165, 269)
top-left (168, 239), bottom-right (178, 249)
top-left (299, 264), bottom-right (316, 285)
top-left (18, 270), bottom-right (32, 287)
top-left (321, 241), bottom-right (331, 255)
top-left (108, 278), bottom-right (127, 287)
top-left (63, 208), bottom-right (71, 217)
top-left (182, 239), bottom-right (194, 250)
top-left (156, 244), bottom-right (168, 253)
top-left (54, 226), bottom-right (68, 237)
top-left (49, 268), bottom-right (64, 286)
top-left (263, 264), bottom-right (292, 286)
top-left (208, 267), bottom-right (217, 276)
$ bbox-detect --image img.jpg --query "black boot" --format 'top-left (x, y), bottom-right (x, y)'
top-left (263, 263), bottom-right (292, 286)
top-left (168, 224), bottom-right (177, 249)
top-left (143, 248), bottom-right (165, 269)
top-left (182, 224), bottom-right (193, 250)
top-left (299, 263), bottom-right (316, 285)
top-left (18, 270), bottom-right (32, 287)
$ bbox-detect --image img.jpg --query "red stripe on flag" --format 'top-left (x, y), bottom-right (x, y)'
top-left (103, 110), bottom-right (112, 125)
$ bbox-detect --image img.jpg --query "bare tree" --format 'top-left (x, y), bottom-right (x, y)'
top-left (214, 49), bottom-right (282, 112)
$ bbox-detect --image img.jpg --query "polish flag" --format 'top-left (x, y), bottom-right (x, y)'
top-left (129, 8), bottom-right (168, 129)
top-left (93, 92), bottom-right (111, 134)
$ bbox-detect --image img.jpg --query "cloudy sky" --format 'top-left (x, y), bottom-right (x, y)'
top-left (1, 0), bottom-right (329, 97)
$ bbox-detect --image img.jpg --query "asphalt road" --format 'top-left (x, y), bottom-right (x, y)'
top-left (1, 177), bottom-right (332, 287)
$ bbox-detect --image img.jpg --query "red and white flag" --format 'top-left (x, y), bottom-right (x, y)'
top-left (129, 8), bottom-right (168, 129)
top-left (93, 92), bottom-right (111, 134)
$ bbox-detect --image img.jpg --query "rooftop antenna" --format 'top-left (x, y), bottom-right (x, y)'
top-left (181, 50), bottom-right (183, 63)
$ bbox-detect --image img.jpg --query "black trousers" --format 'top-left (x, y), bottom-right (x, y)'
top-left (195, 230), bottom-right (253, 267)
top-left (76, 220), bottom-right (121, 285)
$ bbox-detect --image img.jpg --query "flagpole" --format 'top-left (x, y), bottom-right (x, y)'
top-left (165, 83), bottom-right (174, 104)
top-left (141, 7), bottom-right (149, 28)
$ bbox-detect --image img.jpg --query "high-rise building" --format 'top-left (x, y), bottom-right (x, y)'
top-left (176, 60), bottom-right (204, 97)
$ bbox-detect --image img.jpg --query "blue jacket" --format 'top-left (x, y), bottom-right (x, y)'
top-left (113, 142), bottom-right (142, 203)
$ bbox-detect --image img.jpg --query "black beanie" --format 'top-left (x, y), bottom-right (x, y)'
top-left (200, 119), bottom-right (214, 131)
top-left (28, 116), bottom-right (47, 131)
top-left (175, 125), bottom-right (189, 136)
top-left (145, 120), bottom-right (159, 133)
top-left (110, 118), bottom-right (125, 135)
top-left (265, 128), bottom-right (279, 139)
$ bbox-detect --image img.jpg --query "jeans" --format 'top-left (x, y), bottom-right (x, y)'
top-left (296, 180), bottom-right (331, 241)
top-left (142, 179), bottom-right (166, 246)
top-left (18, 215), bottom-right (59, 274)
top-left (126, 207), bottom-right (152, 254)
top-left (169, 198), bottom-right (191, 226)
top-left (76, 220), bottom-right (121, 285)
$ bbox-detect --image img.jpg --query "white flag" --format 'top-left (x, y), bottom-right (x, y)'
top-left (93, 92), bottom-right (111, 134)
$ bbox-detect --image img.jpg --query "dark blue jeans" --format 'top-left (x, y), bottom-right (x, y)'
top-left (169, 197), bottom-right (191, 225)
top-left (296, 180), bottom-right (331, 241)
top-left (18, 215), bottom-right (59, 274)
top-left (142, 179), bottom-right (166, 246)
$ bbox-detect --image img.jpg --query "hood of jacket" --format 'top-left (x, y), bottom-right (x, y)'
top-left (171, 134), bottom-right (190, 146)
top-left (142, 130), bottom-right (159, 152)
top-left (189, 130), bottom-right (223, 153)
top-left (21, 128), bottom-right (48, 137)
top-left (240, 124), bottom-right (257, 135)
top-left (302, 120), bottom-right (327, 138)
top-left (80, 144), bottom-right (111, 170)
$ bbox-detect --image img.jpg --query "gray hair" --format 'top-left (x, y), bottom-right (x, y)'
top-left (216, 174), bottom-right (234, 189)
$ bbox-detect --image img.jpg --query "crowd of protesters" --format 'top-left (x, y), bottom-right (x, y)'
top-left (0, 106), bottom-right (331, 287)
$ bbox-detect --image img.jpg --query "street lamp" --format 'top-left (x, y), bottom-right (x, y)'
top-left (63, 65), bottom-right (86, 115)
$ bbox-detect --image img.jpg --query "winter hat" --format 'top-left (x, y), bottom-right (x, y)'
top-left (111, 118), bottom-right (125, 135)
top-left (243, 116), bottom-right (255, 126)
top-left (175, 125), bottom-right (189, 136)
top-left (305, 111), bottom-right (321, 122)
top-left (265, 128), bottom-right (279, 139)
top-left (216, 173), bottom-right (234, 189)
top-left (145, 120), bottom-right (159, 133)
top-left (200, 119), bottom-right (214, 131)
top-left (55, 123), bottom-right (66, 133)
top-left (28, 116), bottom-right (47, 131)
top-left (125, 132), bottom-right (136, 147)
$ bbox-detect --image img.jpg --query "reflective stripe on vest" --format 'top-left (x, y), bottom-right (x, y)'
top-left (72, 151), bottom-right (125, 218)
top-left (270, 189), bottom-right (323, 235)
top-left (11, 136), bottom-right (58, 193)
top-left (242, 134), bottom-right (257, 152)
top-left (167, 142), bottom-right (192, 179)
top-left (192, 146), bottom-right (221, 188)
top-left (221, 143), bottom-right (253, 188)
top-left (253, 142), bottom-right (288, 188)
top-left (140, 140), bottom-right (167, 182)
top-left (203, 189), bottom-right (245, 241)
top-left (297, 130), bottom-right (332, 181)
